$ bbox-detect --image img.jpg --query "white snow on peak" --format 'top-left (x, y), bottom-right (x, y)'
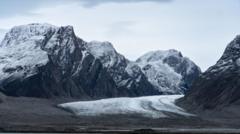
top-left (136, 50), bottom-right (183, 94)
top-left (0, 23), bottom-right (79, 82)
top-left (0, 24), bottom-right (56, 82)
top-left (136, 49), bottom-right (200, 94)
top-left (59, 95), bottom-right (193, 118)
top-left (0, 41), bottom-right (49, 82)
top-left (86, 41), bottom-right (115, 56)
top-left (0, 23), bottom-right (57, 47)
top-left (137, 49), bottom-right (182, 63)
top-left (86, 41), bottom-right (126, 67)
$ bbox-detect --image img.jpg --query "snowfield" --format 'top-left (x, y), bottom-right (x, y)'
top-left (59, 95), bottom-right (193, 118)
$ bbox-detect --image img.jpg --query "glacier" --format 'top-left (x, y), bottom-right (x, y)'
top-left (59, 95), bottom-right (193, 118)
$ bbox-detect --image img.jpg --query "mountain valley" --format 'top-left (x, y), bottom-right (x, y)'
top-left (0, 23), bottom-right (240, 133)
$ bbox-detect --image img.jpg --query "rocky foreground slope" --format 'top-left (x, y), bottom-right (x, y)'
top-left (180, 35), bottom-right (240, 110)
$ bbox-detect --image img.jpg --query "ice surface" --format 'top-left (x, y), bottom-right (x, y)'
top-left (59, 95), bottom-right (193, 118)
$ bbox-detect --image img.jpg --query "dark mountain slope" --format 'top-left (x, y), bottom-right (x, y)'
top-left (0, 23), bottom-right (121, 99)
top-left (180, 35), bottom-right (240, 109)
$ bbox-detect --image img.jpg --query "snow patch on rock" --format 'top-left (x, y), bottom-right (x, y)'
top-left (1, 23), bottom-right (57, 47)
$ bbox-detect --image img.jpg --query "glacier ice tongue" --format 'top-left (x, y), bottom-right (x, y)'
top-left (59, 95), bottom-right (194, 118)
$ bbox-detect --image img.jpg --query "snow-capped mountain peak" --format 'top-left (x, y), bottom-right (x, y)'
top-left (0, 23), bottom-right (58, 47)
top-left (0, 23), bottom-right (60, 82)
top-left (0, 23), bottom-right (80, 83)
top-left (86, 41), bottom-right (125, 67)
top-left (136, 49), bottom-right (182, 63)
top-left (136, 49), bottom-right (201, 94)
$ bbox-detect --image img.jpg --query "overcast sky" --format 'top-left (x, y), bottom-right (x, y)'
top-left (0, 0), bottom-right (240, 71)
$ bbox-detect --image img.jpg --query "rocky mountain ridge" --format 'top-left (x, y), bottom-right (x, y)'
top-left (0, 23), bottom-right (201, 99)
top-left (0, 23), bottom-right (121, 98)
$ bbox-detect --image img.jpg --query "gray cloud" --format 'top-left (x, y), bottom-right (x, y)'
top-left (79, 0), bottom-right (172, 8)
top-left (0, 0), bottom-right (75, 18)
top-left (0, 0), bottom-right (172, 17)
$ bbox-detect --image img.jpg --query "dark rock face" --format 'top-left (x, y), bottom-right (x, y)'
top-left (182, 35), bottom-right (240, 109)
